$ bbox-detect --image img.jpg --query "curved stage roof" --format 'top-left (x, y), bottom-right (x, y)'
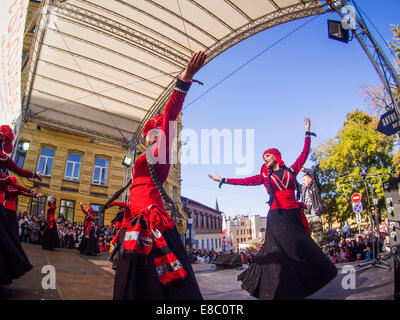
top-left (23, 0), bottom-right (331, 146)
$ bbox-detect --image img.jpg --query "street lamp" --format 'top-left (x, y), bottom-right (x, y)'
top-left (122, 155), bottom-right (132, 167)
top-left (20, 141), bottom-right (30, 151)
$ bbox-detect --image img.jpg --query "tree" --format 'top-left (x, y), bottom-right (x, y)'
top-left (312, 110), bottom-right (393, 225)
top-left (362, 25), bottom-right (400, 175)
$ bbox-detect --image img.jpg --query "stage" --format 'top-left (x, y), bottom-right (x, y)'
top-left (0, 243), bottom-right (394, 300)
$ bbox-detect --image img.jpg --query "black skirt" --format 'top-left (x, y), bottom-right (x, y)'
top-left (113, 226), bottom-right (203, 300)
top-left (42, 221), bottom-right (59, 250)
top-left (238, 209), bottom-right (338, 300)
top-left (78, 231), bottom-right (100, 256)
top-left (0, 205), bottom-right (33, 285)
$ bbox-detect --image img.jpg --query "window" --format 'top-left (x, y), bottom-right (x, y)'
top-left (92, 157), bottom-right (109, 186)
top-left (201, 240), bottom-right (204, 249)
top-left (207, 239), bottom-right (210, 250)
top-left (206, 215), bottom-right (209, 229)
top-left (59, 199), bottom-right (75, 222)
top-left (172, 186), bottom-right (177, 202)
top-left (30, 196), bottom-right (47, 217)
top-left (195, 212), bottom-right (198, 228)
top-left (211, 239), bottom-right (214, 249)
top-left (91, 204), bottom-right (104, 226)
top-left (22, 51), bottom-right (27, 61)
top-left (37, 147), bottom-right (55, 176)
top-left (15, 141), bottom-right (28, 168)
top-left (201, 214), bottom-right (204, 229)
top-left (64, 152), bottom-right (82, 182)
top-left (219, 238), bottom-right (221, 247)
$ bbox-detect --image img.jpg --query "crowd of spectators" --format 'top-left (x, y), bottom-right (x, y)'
top-left (16, 211), bottom-right (117, 253)
top-left (323, 222), bottom-right (390, 264)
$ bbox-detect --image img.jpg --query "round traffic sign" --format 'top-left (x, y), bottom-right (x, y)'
top-left (352, 193), bottom-right (361, 203)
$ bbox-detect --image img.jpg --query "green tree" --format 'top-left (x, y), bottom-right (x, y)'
top-left (312, 110), bottom-right (393, 225)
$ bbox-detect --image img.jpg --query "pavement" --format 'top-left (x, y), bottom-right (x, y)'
top-left (0, 243), bottom-right (395, 300)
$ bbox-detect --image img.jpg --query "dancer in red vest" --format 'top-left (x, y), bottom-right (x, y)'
top-left (0, 125), bottom-right (41, 285)
top-left (113, 51), bottom-right (206, 300)
top-left (209, 119), bottom-right (338, 300)
top-left (78, 202), bottom-right (100, 255)
top-left (42, 197), bottom-right (59, 250)
top-left (107, 201), bottom-right (130, 270)
top-left (4, 176), bottom-right (37, 240)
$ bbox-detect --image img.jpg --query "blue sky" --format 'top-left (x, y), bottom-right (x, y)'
top-left (179, 0), bottom-right (400, 217)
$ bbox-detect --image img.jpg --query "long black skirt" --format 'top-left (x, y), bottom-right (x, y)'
top-left (0, 205), bottom-right (33, 285)
top-left (78, 232), bottom-right (100, 256)
top-left (238, 209), bottom-right (338, 300)
top-left (113, 226), bottom-right (203, 300)
top-left (42, 222), bottom-right (59, 250)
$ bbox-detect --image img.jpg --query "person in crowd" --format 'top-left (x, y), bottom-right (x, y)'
top-left (78, 202), bottom-right (100, 256)
top-left (0, 125), bottom-right (42, 285)
top-left (209, 118), bottom-right (338, 300)
top-left (301, 167), bottom-right (325, 247)
top-left (42, 197), bottom-right (60, 250)
top-left (112, 51), bottom-right (205, 300)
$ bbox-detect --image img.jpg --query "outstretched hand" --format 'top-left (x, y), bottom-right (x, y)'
top-left (305, 118), bottom-right (311, 132)
top-left (208, 173), bottom-right (222, 182)
top-left (181, 51), bottom-right (207, 81)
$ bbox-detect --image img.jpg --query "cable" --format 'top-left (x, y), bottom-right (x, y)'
top-left (183, 14), bottom-right (321, 111)
top-left (176, 0), bottom-right (193, 54)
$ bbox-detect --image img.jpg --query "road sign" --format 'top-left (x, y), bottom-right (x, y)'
top-left (352, 202), bottom-right (363, 214)
top-left (355, 213), bottom-right (362, 225)
top-left (377, 108), bottom-right (400, 136)
top-left (352, 193), bottom-right (361, 203)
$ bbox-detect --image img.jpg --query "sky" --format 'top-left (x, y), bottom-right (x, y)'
top-left (179, 0), bottom-right (400, 217)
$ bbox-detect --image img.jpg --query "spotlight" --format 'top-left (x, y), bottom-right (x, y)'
top-left (122, 155), bottom-right (132, 167)
top-left (327, 20), bottom-right (349, 43)
top-left (20, 141), bottom-right (30, 151)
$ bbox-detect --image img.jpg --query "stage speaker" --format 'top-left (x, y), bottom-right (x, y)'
top-left (383, 177), bottom-right (400, 252)
top-left (213, 254), bottom-right (243, 269)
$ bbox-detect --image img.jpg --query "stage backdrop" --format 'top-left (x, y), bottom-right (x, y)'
top-left (0, 0), bottom-right (29, 128)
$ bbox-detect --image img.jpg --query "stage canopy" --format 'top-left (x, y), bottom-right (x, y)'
top-left (23, 0), bottom-right (330, 146)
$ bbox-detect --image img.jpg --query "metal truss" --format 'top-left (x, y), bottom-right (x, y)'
top-left (327, 0), bottom-right (400, 119)
top-left (207, 1), bottom-right (328, 61)
top-left (29, 114), bottom-right (128, 147)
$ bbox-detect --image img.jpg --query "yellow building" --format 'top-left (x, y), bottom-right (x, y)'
top-left (15, 124), bottom-right (126, 225)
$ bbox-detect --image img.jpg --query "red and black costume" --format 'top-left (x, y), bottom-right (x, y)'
top-left (4, 176), bottom-right (34, 241)
top-left (107, 201), bottom-right (130, 270)
top-left (220, 133), bottom-right (338, 300)
top-left (78, 205), bottom-right (100, 255)
top-left (0, 125), bottom-right (39, 285)
top-left (42, 200), bottom-right (59, 250)
top-left (113, 78), bottom-right (203, 300)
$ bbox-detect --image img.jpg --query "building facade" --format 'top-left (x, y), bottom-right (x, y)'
top-left (224, 214), bottom-right (267, 253)
top-left (181, 196), bottom-right (223, 252)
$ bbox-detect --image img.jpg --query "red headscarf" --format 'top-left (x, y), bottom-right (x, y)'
top-left (142, 114), bottom-right (164, 138)
top-left (0, 125), bottom-right (14, 154)
top-left (263, 148), bottom-right (286, 167)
